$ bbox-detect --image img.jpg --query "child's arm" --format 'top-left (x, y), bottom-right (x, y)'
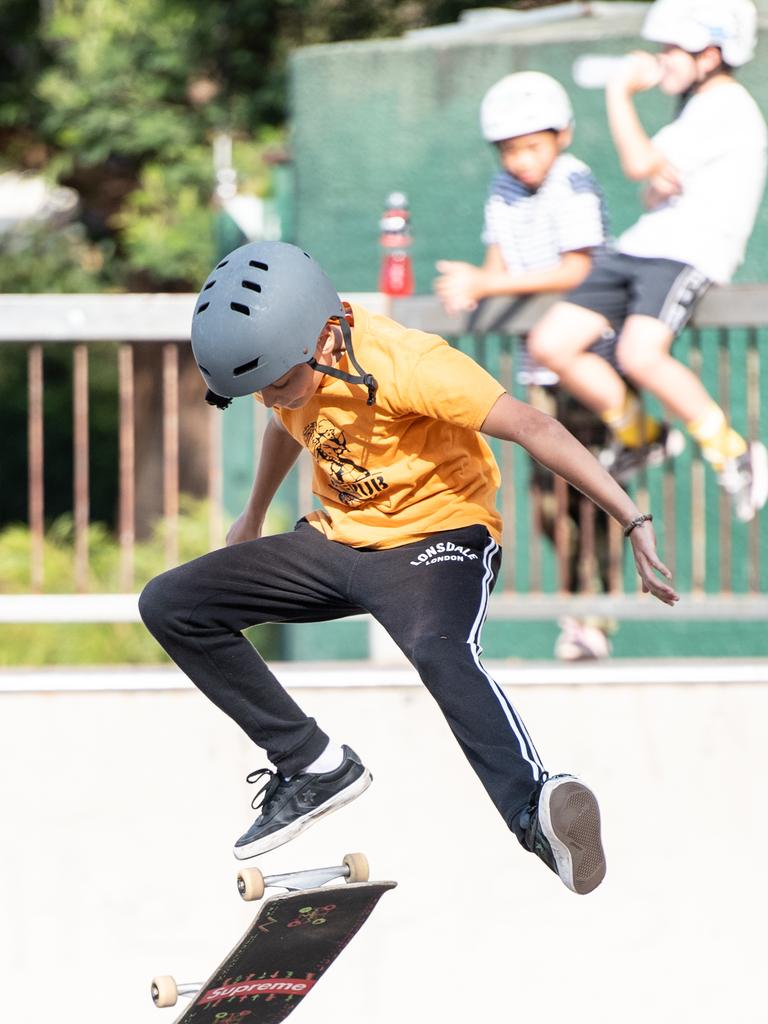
top-left (435, 245), bottom-right (592, 314)
top-left (606, 52), bottom-right (680, 186)
top-left (226, 414), bottom-right (303, 545)
top-left (481, 392), bottom-right (679, 605)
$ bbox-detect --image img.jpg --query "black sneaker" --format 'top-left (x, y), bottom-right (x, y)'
top-left (520, 773), bottom-right (606, 895)
top-left (233, 745), bottom-right (372, 860)
top-left (599, 423), bottom-right (685, 484)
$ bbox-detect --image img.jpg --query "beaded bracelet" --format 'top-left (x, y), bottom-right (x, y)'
top-left (623, 513), bottom-right (653, 538)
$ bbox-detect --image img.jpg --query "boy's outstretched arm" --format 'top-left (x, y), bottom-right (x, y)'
top-left (481, 393), bottom-right (679, 605)
top-left (226, 414), bottom-right (303, 545)
top-left (435, 245), bottom-right (592, 315)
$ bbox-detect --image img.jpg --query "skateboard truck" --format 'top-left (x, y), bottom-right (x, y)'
top-left (237, 851), bottom-right (369, 901)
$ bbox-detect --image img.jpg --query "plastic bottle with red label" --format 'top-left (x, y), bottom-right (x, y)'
top-left (378, 191), bottom-right (414, 296)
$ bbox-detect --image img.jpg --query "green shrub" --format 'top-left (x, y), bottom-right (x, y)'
top-left (0, 496), bottom-right (282, 666)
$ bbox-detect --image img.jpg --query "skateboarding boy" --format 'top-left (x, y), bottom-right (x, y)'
top-left (435, 71), bottom-right (617, 660)
top-left (527, 0), bottom-right (768, 521)
top-left (139, 240), bottom-right (678, 896)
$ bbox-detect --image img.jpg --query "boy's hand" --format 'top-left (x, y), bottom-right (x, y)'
top-left (643, 163), bottom-right (682, 207)
top-left (434, 260), bottom-right (484, 314)
top-left (629, 523), bottom-right (679, 606)
top-left (226, 512), bottom-right (263, 546)
top-left (610, 51), bottom-right (662, 94)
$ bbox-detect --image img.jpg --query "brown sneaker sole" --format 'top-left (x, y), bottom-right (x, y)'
top-left (539, 777), bottom-right (606, 895)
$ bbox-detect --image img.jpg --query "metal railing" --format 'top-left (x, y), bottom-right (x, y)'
top-left (2, 287), bottom-right (767, 615)
top-left (3, 294), bottom-right (221, 593)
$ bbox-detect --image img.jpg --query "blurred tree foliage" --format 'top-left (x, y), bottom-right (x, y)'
top-left (0, 497), bottom-right (282, 663)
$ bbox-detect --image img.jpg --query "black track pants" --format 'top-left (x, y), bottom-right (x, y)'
top-left (139, 521), bottom-right (545, 837)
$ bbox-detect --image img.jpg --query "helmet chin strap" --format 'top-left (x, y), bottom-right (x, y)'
top-left (204, 388), bottom-right (232, 410)
top-left (308, 315), bottom-right (379, 405)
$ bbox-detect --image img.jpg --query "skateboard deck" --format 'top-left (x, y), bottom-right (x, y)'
top-left (169, 880), bottom-right (395, 1024)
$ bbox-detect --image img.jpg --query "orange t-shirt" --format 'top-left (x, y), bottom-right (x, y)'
top-left (275, 304), bottom-right (506, 549)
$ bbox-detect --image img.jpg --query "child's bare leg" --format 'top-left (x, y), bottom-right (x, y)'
top-left (531, 306), bottom-right (749, 470)
top-left (617, 315), bottom-right (748, 469)
top-left (528, 302), bottom-right (626, 413)
top-left (616, 315), bottom-right (709, 423)
top-left (608, 315), bottom-right (765, 520)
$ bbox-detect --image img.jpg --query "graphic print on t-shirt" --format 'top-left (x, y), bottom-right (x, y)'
top-left (303, 416), bottom-right (389, 506)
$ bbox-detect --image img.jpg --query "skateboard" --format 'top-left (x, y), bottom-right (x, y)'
top-left (151, 853), bottom-right (396, 1024)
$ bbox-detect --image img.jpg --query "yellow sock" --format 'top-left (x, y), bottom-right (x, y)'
top-left (602, 391), bottom-right (662, 448)
top-left (687, 403), bottom-right (747, 471)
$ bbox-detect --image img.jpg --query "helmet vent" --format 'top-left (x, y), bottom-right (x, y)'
top-left (196, 302), bottom-right (210, 314)
top-left (216, 259), bottom-right (229, 269)
top-left (198, 364), bottom-right (210, 375)
top-left (230, 302), bottom-right (250, 316)
top-left (249, 260), bottom-right (269, 271)
top-left (241, 280), bottom-right (262, 293)
top-left (233, 356), bottom-right (261, 376)
top-left (203, 279), bottom-right (216, 291)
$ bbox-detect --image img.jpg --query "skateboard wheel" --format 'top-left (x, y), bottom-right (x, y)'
top-left (237, 867), bottom-right (266, 902)
top-left (343, 852), bottom-right (369, 883)
top-left (151, 975), bottom-right (178, 1008)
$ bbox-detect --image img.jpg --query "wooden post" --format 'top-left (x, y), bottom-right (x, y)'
top-left (163, 343), bottom-right (179, 568)
top-left (27, 344), bottom-right (45, 592)
top-left (118, 344), bottom-right (136, 590)
top-left (73, 344), bottom-right (90, 592)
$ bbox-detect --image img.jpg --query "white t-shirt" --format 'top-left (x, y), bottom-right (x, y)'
top-left (618, 82), bottom-right (767, 284)
top-left (482, 152), bottom-right (608, 271)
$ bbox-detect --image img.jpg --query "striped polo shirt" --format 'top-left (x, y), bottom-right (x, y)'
top-left (483, 152), bottom-right (609, 271)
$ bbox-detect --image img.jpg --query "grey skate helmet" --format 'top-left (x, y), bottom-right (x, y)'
top-left (191, 241), bottom-right (377, 407)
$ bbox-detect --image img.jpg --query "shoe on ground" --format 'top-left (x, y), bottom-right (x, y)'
top-left (520, 773), bottom-right (606, 895)
top-left (599, 424), bottom-right (685, 484)
top-left (233, 744), bottom-right (372, 860)
top-left (717, 441), bottom-right (768, 523)
top-left (554, 617), bottom-right (612, 661)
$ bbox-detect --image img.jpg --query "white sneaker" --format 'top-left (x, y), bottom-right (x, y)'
top-left (521, 774), bottom-right (606, 895)
top-left (718, 441), bottom-right (768, 523)
top-left (554, 618), bottom-right (612, 661)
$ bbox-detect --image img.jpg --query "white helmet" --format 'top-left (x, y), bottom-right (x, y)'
top-left (642, 0), bottom-right (757, 67)
top-left (480, 72), bottom-right (573, 143)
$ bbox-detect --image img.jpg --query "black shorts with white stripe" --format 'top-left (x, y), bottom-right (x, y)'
top-left (566, 251), bottom-right (711, 336)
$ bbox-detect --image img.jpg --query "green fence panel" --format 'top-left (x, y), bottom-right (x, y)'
top-left (729, 328), bottom-right (751, 593)
top-left (511, 345), bottom-right (532, 594)
top-left (671, 332), bottom-right (694, 591)
top-left (698, 329), bottom-right (721, 593)
top-left (760, 328), bottom-right (768, 592)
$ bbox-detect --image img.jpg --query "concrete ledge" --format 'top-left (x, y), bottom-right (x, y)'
top-left (2, 658), bottom-right (768, 693)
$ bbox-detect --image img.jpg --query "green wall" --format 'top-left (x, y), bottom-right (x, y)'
top-left (220, 8), bottom-right (768, 661)
top-left (289, 8), bottom-right (768, 292)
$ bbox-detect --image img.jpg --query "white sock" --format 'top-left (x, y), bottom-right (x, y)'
top-left (302, 742), bottom-right (345, 775)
